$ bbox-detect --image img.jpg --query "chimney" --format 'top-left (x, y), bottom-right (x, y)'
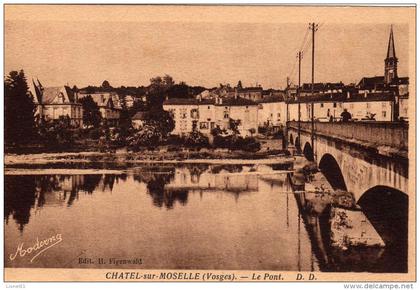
top-left (234, 88), bottom-right (238, 99)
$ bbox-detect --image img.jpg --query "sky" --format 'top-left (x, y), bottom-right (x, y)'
top-left (4, 6), bottom-right (411, 90)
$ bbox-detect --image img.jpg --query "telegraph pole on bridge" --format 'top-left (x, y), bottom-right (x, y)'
top-left (297, 50), bottom-right (302, 152)
top-left (310, 22), bottom-right (318, 152)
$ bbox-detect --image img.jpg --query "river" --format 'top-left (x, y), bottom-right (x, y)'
top-left (4, 163), bottom-right (406, 272)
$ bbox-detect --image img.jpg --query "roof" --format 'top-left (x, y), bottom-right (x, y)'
top-left (215, 96), bottom-right (258, 106)
top-left (80, 93), bottom-right (120, 109)
top-left (256, 95), bottom-right (285, 104)
top-left (132, 111), bottom-right (149, 120)
top-left (397, 77), bottom-right (409, 85)
top-left (37, 86), bottom-right (78, 105)
top-left (163, 98), bottom-right (215, 106)
top-left (357, 76), bottom-right (385, 89)
top-left (238, 87), bottom-right (263, 93)
top-left (301, 82), bottom-right (344, 92)
top-left (386, 26), bottom-right (397, 59)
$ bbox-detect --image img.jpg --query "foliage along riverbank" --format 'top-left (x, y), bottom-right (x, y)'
top-left (5, 148), bottom-right (293, 169)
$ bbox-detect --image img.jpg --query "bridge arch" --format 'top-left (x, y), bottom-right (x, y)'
top-left (289, 134), bottom-right (294, 145)
top-left (303, 142), bottom-right (315, 162)
top-left (318, 153), bottom-right (347, 191)
top-left (357, 185), bottom-right (408, 272)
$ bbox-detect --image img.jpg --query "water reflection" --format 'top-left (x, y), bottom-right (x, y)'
top-left (292, 188), bottom-right (406, 273)
top-left (4, 164), bottom-right (405, 272)
top-left (5, 165), bottom-right (264, 227)
top-left (4, 174), bottom-right (127, 231)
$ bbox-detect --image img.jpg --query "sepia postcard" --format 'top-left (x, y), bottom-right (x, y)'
top-left (2, 4), bottom-right (416, 284)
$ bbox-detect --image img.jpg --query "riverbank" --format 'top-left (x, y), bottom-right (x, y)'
top-left (5, 149), bottom-right (293, 169)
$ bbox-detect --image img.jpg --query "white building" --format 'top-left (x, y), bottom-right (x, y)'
top-left (286, 92), bottom-right (395, 122)
top-left (163, 96), bottom-right (258, 137)
top-left (257, 95), bottom-right (287, 130)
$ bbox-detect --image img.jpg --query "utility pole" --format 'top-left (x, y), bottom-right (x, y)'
top-left (310, 22), bottom-right (318, 152)
top-left (284, 77), bottom-right (290, 150)
top-left (297, 50), bottom-right (302, 152)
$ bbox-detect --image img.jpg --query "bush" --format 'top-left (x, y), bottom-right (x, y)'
top-left (37, 116), bottom-right (76, 149)
top-left (88, 127), bottom-right (101, 139)
top-left (127, 124), bottom-right (163, 151)
top-left (212, 133), bottom-right (260, 152)
top-left (166, 134), bottom-right (184, 146)
top-left (183, 131), bottom-right (209, 148)
top-left (238, 137), bottom-right (261, 152)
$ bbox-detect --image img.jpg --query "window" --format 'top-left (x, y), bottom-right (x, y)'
top-left (277, 113), bottom-right (281, 117)
top-left (200, 122), bottom-right (209, 129)
top-left (382, 111), bottom-right (387, 118)
top-left (224, 111), bottom-right (229, 119)
top-left (180, 108), bottom-right (187, 119)
top-left (191, 108), bottom-right (199, 119)
top-left (208, 106), bottom-right (210, 109)
top-left (320, 103), bottom-right (324, 108)
top-left (366, 103), bottom-right (370, 109)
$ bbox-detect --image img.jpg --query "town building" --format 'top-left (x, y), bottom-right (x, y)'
top-left (287, 91), bottom-right (395, 122)
top-left (163, 96), bottom-right (258, 137)
top-left (124, 95), bottom-right (135, 108)
top-left (256, 95), bottom-right (287, 130)
top-left (78, 91), bottom-right (121, 126)
top-left (163, 98), bottom-right (205, 135)
top-left (237, 86), bottom-right (263, 101)
top-left (32, 80), bottom-right (83, 127)
top-left (286, 26), bottom-right (408, 123)
top-left (214, 96), bottom-right (259, 136)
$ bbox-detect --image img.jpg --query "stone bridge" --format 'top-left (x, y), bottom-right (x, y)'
top-left (287, 121), bottom-right (409, 203)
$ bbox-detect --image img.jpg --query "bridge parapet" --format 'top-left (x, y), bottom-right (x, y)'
top-left (288, 121), bottom-right (408, 151)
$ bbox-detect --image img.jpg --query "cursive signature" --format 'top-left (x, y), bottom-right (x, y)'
top-left (9, 233), bottom-right (63, 263)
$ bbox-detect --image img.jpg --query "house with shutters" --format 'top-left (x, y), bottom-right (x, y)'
top-left (32, 79), bottom-right (83, 127)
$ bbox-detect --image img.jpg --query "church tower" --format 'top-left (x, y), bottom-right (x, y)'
top-left (384, 26), bottom-right (398, 85)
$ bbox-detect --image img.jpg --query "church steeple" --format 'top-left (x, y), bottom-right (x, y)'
top-left (384, 25), bottom-right (398, 85)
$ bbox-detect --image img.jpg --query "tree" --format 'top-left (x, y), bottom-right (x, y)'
top-left (237, 80), bottom-right (243, 89)
top-left (129, 99), bottom-right (147, 117)
top-left (5, 70), bottom-right (36, 146)
top-left (116, 98), bottom-right (132, 144)
top-left (37, 116), bottom-right (74, 149)
top-left (146, 108), bottom-right (175, 138)
top-left (148, 74), bottom-right (175, 109)
top-left (80, 95), bottom-right (102, 128)
top-left (167, 82), bottom-right (190, 99)
top-left (101, 80), bottom-right (112, 91)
